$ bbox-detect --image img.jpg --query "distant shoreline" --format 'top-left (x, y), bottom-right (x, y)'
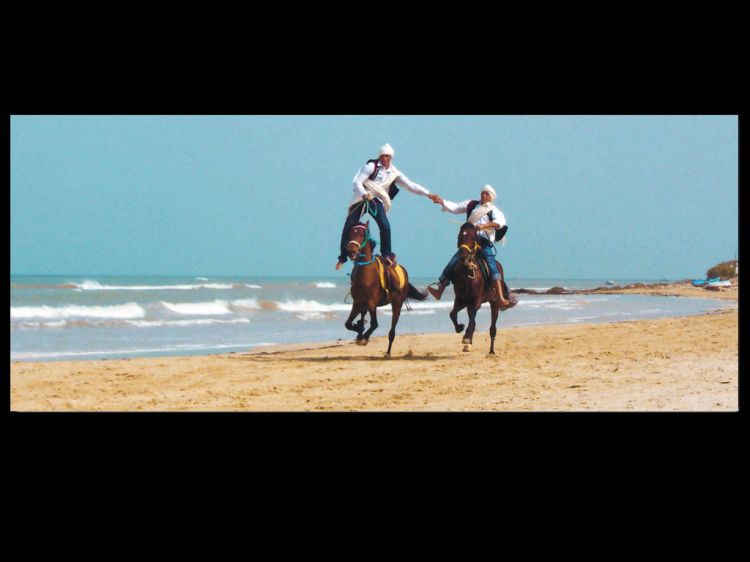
top-left (513, 279), bottom-right (739, 301)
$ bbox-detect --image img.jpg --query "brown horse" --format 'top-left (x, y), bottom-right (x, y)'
top-left (448, 222), bottom-right (516, 354)
top-left (343, 221), bottom-right (427, 356)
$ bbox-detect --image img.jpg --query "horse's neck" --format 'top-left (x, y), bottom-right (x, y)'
top-left (455, 257), bottom-right (476, 275)
top-left (359, 242), bottom-right (372, 261)
top-left (455, 244), bottom-right (480, 277)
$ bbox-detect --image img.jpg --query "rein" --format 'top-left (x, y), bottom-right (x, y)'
top-left (359, 198), bottom-right (378, 219)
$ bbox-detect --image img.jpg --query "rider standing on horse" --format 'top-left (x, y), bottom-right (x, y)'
top-left (335, 143), bottom-right (434, 271)
top-left (427, 184), bottom-right (511, 306)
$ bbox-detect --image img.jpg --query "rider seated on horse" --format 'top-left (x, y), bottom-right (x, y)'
top-left (427, 184), bottom-right (511, 306)
top-left (335, 143), bottom-right (434, 271)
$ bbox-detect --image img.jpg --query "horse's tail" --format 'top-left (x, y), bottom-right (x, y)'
top-left (407, 282), bottom-right (428, 302)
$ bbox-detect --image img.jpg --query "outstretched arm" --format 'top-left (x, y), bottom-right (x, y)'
top-left (393, 173), bottom-right (431, 197)
top-left (439, 198), bottom-right (470, 214)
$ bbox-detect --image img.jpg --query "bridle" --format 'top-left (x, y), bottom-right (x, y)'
top-left (458, 229), bottom-right (481, 279)
top-left (347, 224), bottom-right (368, 254)
top-left (348, 224), bottom-right (376, 266)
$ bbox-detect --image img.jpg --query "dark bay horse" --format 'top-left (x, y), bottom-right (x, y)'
top-left (448, 222), bottom-right (516, 354)
top-left (344, 221), bottom-right (427, 357)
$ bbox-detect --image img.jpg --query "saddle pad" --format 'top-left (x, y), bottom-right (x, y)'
top-left (375, 258), bottom-right (406, 293)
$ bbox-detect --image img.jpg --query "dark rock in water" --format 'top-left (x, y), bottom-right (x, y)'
top-left (546, 286), bottom-right (568, 294)
top-left (605, 280), bottom-right (616, 285)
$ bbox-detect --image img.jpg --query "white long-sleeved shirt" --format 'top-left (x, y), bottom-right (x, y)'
top-left (440, 198), bottom-right (507, 243)
top-left (348, 161), bottom-right (431, 212)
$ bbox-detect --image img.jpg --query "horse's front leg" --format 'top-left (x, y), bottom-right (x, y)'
top-left (449, 300), bottom-right (466, 333)
top-left (345, 304), bottom-right (364, 335)
top-left (358, 305), bottom-right (379, 345)
top-left (462, 297), bottom-right (482, 349)
top-left (354, 310), bottom-right (366, 334)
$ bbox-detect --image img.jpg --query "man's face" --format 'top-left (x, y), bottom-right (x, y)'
top-left (378, 154), bottom-right (392, 167)
top-left (480, 191), bottom-right (492, 204)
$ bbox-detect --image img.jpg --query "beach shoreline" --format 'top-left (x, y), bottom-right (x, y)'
top-left (10, 281), bottom-right (739, 412)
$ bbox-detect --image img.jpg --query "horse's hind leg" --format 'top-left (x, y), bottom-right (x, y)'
top-left (359, 307), bottom-right (378, 345)
top-left (385, 299), bottom-right (403, 357)
top-left (449, 301), bottom-right (466, 333)
top-left (488, 300), bottom-right (499, 355)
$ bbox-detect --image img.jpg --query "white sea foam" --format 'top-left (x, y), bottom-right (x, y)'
top-left (404, 301), bottom-right (455, 311)
top-left (14, 320), bottom-right (68, 330)
top-left (126, 318), bottom-right (251, 328)
top-left (229, 299), bottom-right (261, 311)
top-left (12, 317), bottom-right (253, 330)
top-left (295, 312), bottom-right (339, 321)
top-left (245, 284), bottom-right (262, 289)
top-left (383, 309), bottom-right (436, 316)
top-left (277, 299), bottom-right (352, 313)
top-left (160, 300), bottom-right (233, 315)
top-left (74, 279), bottom-right (237, 291)
top-left (11, 303), bottom-right (146, 320)
top-left (313, 282), bottom-right (337, 288)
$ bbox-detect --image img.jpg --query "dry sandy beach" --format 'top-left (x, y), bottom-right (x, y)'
top-left (10, 282), bottom-right (738, 412)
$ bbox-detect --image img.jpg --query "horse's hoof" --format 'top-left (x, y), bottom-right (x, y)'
top-left (488, 350), bottom-right (496, 356)
top-left (462, 337), bottom-right (471, 345)
top-left (384, 352), bottom-right (391, 358)
top-left (355, 338), bottom-right (367, 346)
top-left (462, 345), bottom-right (472, 352)
top-left (455, 324), bottom-right (465, 333)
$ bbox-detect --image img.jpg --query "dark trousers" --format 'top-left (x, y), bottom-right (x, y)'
top-left (439, 239), bottom-right (500, 284)
top-left (338, 198), bottom-right (391, 263)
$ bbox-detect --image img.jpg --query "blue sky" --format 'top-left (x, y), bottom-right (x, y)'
top-left (10, 115), bottom-right (738, 279)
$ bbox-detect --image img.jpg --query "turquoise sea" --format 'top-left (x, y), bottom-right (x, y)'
top-left (10, 275), bottom-right (733, 362)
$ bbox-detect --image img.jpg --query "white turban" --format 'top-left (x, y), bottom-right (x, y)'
top-left (481, 184), bottom-right (497, 201)
top-left (378, 143), bottom-right (395, 157)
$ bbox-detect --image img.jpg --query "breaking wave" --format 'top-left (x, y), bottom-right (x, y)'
top-left (11, 303), bottom-right (146, 320)
top-left (74, 280), bottom-right (239, 291)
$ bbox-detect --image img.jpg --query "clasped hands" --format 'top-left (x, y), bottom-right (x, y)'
top-left (428, 193), bottom-right (444, 205)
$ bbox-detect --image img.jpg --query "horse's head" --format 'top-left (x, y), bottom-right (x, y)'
top-left (347, 221), bottom-right (370, 261)
top-left (457, 222), bottom-right (480, 272)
